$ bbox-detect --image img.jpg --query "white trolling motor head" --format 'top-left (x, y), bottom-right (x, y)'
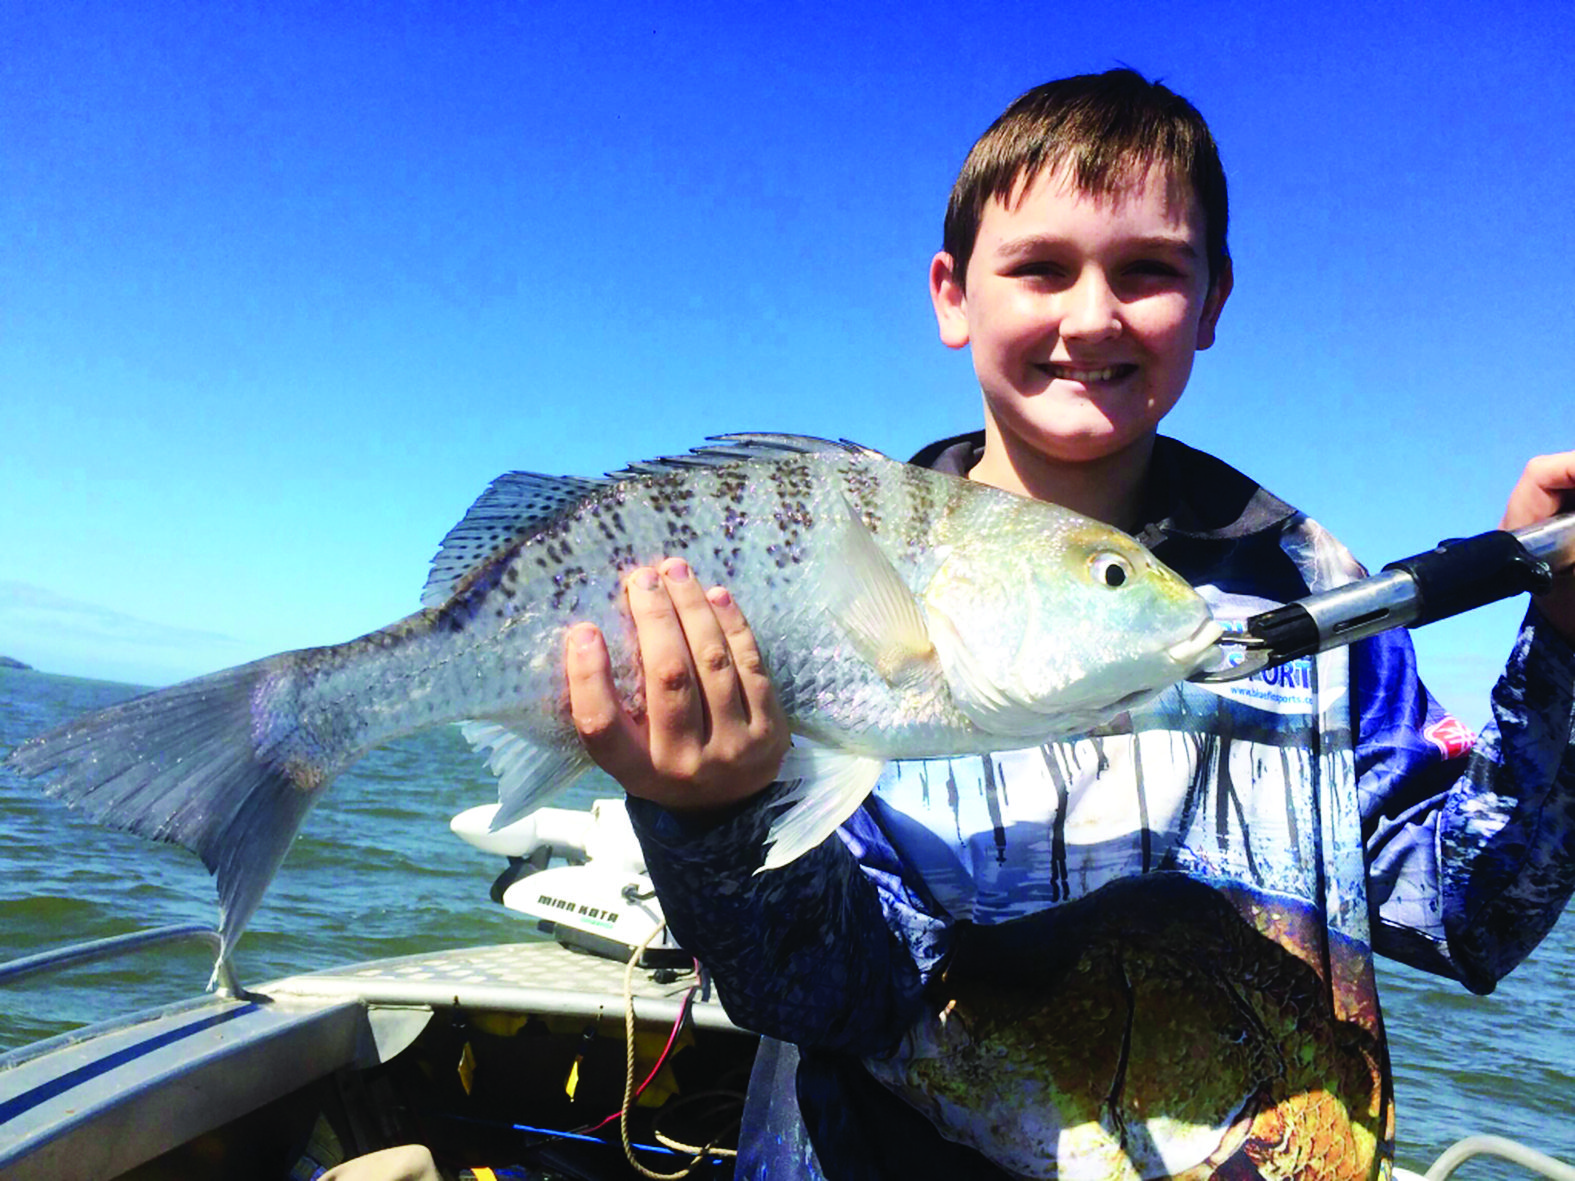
top-left (450, 797), bottom-right (689, 968)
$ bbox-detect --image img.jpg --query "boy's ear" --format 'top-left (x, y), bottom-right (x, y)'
top-left (1195, 258), bottom-right (1233, 350)
top-left (930, 252), bottom-right (971, 350)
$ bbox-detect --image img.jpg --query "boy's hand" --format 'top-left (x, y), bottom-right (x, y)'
top-left (1501, 451), bottom-right (1575, 644)
top-left (565, 557), bottom-right (790, 812)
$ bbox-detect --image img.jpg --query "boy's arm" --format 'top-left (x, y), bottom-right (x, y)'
top-left (1358, 616), bottom-right (1575, 991)
top-left (1363, 452), bottom-right (1575, 991)
top-left (623, 786), bottom-right (939, 1055)
top-left (564, 558), bottom-right (935, 1054)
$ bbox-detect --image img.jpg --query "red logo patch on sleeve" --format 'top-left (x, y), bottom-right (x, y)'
top-left (1424, 715), bottom-right (1476, 760)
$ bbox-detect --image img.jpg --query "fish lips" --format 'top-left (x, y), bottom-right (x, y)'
top-left (1077, 616), bottom-right (1225, 719)
top-left (1167, 617), bottom-right (1226, 672)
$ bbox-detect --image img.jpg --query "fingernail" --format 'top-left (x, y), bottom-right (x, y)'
top-left (633, 567), bottom-right (660, 590)
top-left (571, 623), bottom-right (600, 648)
top-left (664, 559), bottom-right (691, 582)
top-left (707, 585), bottom-right (732, 607)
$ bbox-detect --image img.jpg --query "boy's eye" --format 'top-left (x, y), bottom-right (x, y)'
top-left (1125, 260), bottom-right (1184, 278)
top-left (1009, 261), bottom-right (1066, 280)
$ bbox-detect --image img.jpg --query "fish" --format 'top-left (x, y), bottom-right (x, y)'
top-left (4, 434), bottom-right (1222, 973)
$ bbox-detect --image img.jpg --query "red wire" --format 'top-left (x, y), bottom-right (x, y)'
top-left (581, 977), bottom-right (700, 1134)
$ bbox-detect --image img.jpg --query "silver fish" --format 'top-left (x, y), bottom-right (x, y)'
top-left (5, 435), bottom-right (1221, 971)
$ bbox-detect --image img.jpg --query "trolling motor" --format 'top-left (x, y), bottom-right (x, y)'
top-left (450, 797), bottom-right (691, 968)
top-left (1194, 513), bottom-right (1575, 683)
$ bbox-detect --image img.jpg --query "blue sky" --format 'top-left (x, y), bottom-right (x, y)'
top-left (3, 2), bottom-right (1571, 716)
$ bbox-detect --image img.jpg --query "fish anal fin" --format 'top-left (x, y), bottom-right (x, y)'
top-left (461, 719), bottom-right (592, 828)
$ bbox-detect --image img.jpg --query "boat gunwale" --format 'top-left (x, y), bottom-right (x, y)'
top-left (260, 939), bottom-right (745, 1033)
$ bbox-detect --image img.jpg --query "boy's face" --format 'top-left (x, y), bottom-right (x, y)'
top-left (931, 163), bottom-right (1230, 467)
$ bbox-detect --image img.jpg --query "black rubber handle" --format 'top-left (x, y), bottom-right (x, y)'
top-left (1382, 530), bottom-right (1553, 628)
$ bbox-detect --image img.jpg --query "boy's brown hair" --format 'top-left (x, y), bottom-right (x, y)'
top-left (942, 69), bottom-right (1230, 290)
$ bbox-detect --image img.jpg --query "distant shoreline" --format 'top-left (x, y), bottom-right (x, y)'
top-left (0, 656), bottom-right (34, 671)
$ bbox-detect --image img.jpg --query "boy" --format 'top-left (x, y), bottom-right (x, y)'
top-left (565, 71), bottom-right (1575, 1179)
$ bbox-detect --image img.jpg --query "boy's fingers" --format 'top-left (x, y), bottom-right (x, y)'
top-left (1502, 452), bottom-right (1575, 645)
top-left (625, 564), bottom-right (704, 764)
top-left (1502, 450), bottom-right (1575, 532)
top-left (657, 558), bottom-right (748, 736)
top-left (708, 584), bottom-right (791, 750)
top-left (564, 622), bottom-right (647, 779)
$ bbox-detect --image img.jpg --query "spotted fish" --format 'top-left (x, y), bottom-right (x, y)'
top-left (5, 435), bottom-right (1221, 971)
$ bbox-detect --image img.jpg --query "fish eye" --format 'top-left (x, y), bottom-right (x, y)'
top-left (1089, 552), bottom-right (1134, 589)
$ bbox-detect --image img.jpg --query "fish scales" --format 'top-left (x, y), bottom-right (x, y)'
top-left (580, 454), bottom-right (959, 749)
top-left (265, 450), bottom-right (940, 774)
top-left (5, 434), bottom-right (1222, 970)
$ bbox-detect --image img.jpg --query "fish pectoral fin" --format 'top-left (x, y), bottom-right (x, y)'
top-left (462, 719), bottom-right (593, 828)
top-left (757, 744), bottom-right (887, 873)
top-left (925, 604), bottom-right (1055, 742)
top-left (821, 497), bottom-right (940, 689)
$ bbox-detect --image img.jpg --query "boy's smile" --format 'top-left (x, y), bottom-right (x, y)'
top-left (931, 163), bottom-right (1231, 491)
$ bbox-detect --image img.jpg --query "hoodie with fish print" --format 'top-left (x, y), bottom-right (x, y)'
top-left (626, 434), bottom-right (1575, 1181)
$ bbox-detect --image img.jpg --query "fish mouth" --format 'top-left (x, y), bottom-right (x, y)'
top-left (1167, 617), bottom-right (1225, 671)
top-left (1076, 618), bottom-right (1228, 719)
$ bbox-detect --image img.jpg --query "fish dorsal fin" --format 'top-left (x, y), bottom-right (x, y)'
top-left (820, 497), bottom-right (941, 690)
top-left (423, 436), bottom-right (885, 606)
top-left (607, 433), bottom-right (882, 479)
top-left (423, 471), bottom-right (609, 607)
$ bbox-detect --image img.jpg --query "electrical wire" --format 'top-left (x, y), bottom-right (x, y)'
top-left (649, 1089), bottom-right (745, 1158)
top-left (619, 921), bottom-right (734, 1179)
top-left (579, 973), bottom-right (698, 1135)
top-left (435, 926), bottom-right (743, 1174)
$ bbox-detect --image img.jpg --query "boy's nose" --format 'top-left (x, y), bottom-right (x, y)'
top-left (1058, 270), bottom-right (1122, 341)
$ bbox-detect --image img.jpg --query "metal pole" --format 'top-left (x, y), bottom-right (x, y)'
top-left (0, 924), bottom-right (236, 994)
top-left (1424, 1135), bottom-right (1575, 1181)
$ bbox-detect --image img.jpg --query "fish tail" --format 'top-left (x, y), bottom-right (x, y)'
top-left (4, 656), bottom-right (332, 977)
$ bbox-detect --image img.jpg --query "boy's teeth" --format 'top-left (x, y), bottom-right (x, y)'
top-left (1050, 365), bottom-right (1122, 382)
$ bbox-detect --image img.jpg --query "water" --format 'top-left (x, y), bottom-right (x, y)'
top-left (2, 667), bottom-right (1573, 1177)
top-left (0, 666), bottom-right (560, 1044)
